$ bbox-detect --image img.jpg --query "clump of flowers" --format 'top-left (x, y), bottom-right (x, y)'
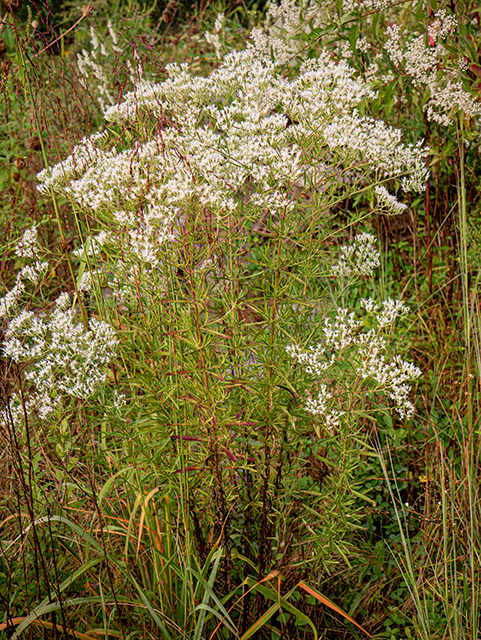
top-left (331, 232), bottom-right (380, 277)
top-left (375, 185), bottom-right (408, 215)
top-left (37, 25), bottom-right (428, 269)
top-left (205, 13), bottom-right (225, 59)
top-left (381, 9), bottom-right (481, 127)
top-left (0, 251), bottom-right (48, 317)
top-left (31, 5), bottom-right (428, 435)
top-left (15, 225), bottom-right (39, 258)
top-left (3, 296), bottom-right (117, 421)
top-left (287, 296), bottom-right (422, 430)
top-left (252, 0), bottom-right (325, 65)
top-left (1, 228), bottom-right (118, 427)
top-left (76, 20), bottom-right (146, 111)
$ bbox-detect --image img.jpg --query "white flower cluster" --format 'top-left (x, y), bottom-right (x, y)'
top-left (15, 225), bottom-right (38, 259)
top-left (0, 260), bottom-right (48, 317)
top-left (72, 231), bottom-right (110, 260)
top-left (342, 0), bottom-right (391, 12)
top-left (205, 13), bottom-right (224, 59)
top-left (321, 114), bottom-right (428, 192)
top-left (305, 384), bottom-right (344, 432)
top-left (78, 271), bottom-right (93, 293)
top-left (287, 296), bottom-right (421, 424)
top-left (37, 131), bottom-right (108, 195)
top-left (76, 23), bottom-right (137, 111)
top-left (385, 11), bottom-right (481, 126)
top-left (361, 296), bottom-right (409, 327)
top-left (38, 31), bottom-right (428, 268)
top-left (332, 232), bottom-right (380, 277)
top-left (1, 226), bottom-right (118, 427)
top-left (356, 37), bottom-right (370, 54)
top-left (374, 185), bottom-right (408, 214)
top-left (252, 0), bottom-right (325, 66)
top-left (2, 295), bottom-right (118, 421)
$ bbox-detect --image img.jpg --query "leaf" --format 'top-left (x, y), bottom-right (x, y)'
top-left (1, 616), bottom-right (98, 640)
top-left (189, 559), bottom-right (238, 636)
top-left (244, 578), bottom-right (318, 640)
top-left (297, 582), bottom-right (374, 638)
top-left (16, 50), bottom-right (25, 84)
top-left (372, 12), bottom-right (380, 38)
top-left (21, 516), bottom-right (175, 639)
top-left (193, 548), bottom-right (224, 640)
top-left (2, 27), bottom-right (15, 52)
top-left (349, 24), bottom-right (359, 51)
top-left (9, 598), bottom-right (103, 640)
top-left (195, 604), bottom-right (238, 635)
top-left (239, 603), bottom-right (280, 640)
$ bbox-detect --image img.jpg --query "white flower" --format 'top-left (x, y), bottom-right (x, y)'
top-left (377, 298), bottom-right (409, 328)
top-left (113, 391), bottom-right (126, 409)
top-left (20, 261), bottom-right (49, 283)
top-left (375, 185), bottom-right (408, 215)
top-left (55, 292), bottom-right (71, 309)
top-left (39, 35), bottom-right (428, 273)
top-left (305, 384), bottom-right (345, 431)
top-left (384, 12), bottom-right (481, 126)
top-left (78, 271), bottom-right (93, 293)
top-left (0, 393), bottom-right (27, 430)
top-left (205, 31), bottom-right (222, 58)
top-left (2, 302), bottom-right (118, 419)
top-left (214, 12), bottom-right (225, 33)
top-left (107, 20), bottom-right (118, 46)
top-left (332, 232), bottom-right (380, 277)
top-left (0, 262), bottom-right (48, 318)
top-left (356, 37), bottom-right (370, 54)
top-left (360, 298), bottom-right (379, 313)
top-left (288, 296), bottom-right (421, 420)
top-left (0, 281), bottom-right (25, 317)
top-left (15, 225), bottom-right (38, 258)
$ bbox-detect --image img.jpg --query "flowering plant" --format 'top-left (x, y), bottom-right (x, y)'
top-left (2, 0), bottom-right (426, 586)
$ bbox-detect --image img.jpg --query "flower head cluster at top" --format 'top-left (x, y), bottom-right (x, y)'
top-left (37, 14), bottom-right (428, 267)
top-left (0, 260), bottom-right (48, 318)
top-left (342, 0), bottom-right (391, 12)
top-left (287, 296), bottom-right (422, 429)
top-left (383, 10), bottom-right (481, 126)
top-left (0, 227), bottom-right (118, 427)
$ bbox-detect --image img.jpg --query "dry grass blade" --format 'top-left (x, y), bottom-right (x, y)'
top-left (1, 616), bottom-right (99, 640)
top-left (297, 581), bottom-right (374, 639)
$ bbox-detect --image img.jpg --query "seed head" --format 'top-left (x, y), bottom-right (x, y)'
top-left (3, 0), bottom-right (23, 13)
top-left (81, 4), bottom-right (94, 18)
top-left (30, 136), bottom-right (42, 151)
top-left (1, 59), bottom-right (12, 76)
top-left (161, 0), bottom-right (178, 23)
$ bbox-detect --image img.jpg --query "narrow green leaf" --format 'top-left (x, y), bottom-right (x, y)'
top-left (240, 603), bottom-right (279, 640)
